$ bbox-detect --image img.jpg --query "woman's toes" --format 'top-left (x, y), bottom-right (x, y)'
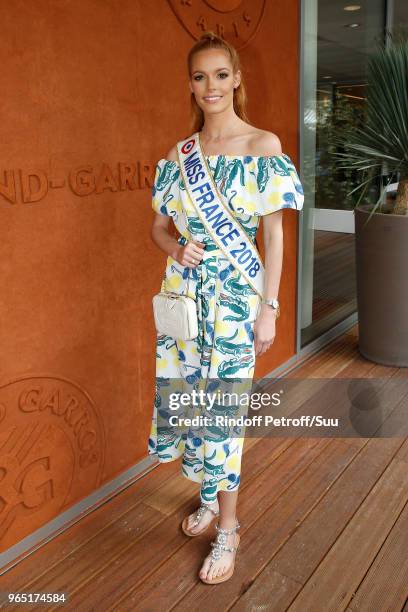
top-left (188, 515), bottom-right (200, 532)
top-left (200, 557), bottom-right (211, 580)
top-left (206, 561), bottom-right (214, 580)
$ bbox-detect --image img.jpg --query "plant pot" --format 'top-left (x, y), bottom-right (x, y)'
top-left (354, 204), bottom-right (408, 367)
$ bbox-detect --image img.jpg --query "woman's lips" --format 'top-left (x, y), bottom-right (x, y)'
top-left (203, 96), bottom-right (222, 104)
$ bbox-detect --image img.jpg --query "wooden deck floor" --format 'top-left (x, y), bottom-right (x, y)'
top-left (2, 324), bottom-right (408, 612)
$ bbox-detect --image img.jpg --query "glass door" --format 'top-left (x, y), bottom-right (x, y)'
top-left (299, 0), bottom-right (386, 346)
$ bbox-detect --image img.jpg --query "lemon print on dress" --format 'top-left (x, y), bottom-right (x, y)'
top-left (216, 448), bottom-right (227, 461)
top-left (244, 200), bottom-right (257, 214)
top-left (214, 319), bottom-right (230, 335)
top-left (166, 274), bottom-right (183, 291)
top-left (226, 455), bottom-right (240, 470)
top-left (246, 179), bottom-right (258, 195)
top-left (232, 194), bottom-right (245, 208)
top-left (174, 197), bottom-right (183, 213)
top-left (267, 190), bottom-right (282, 207)
top-left (271, 174), bottom-right (284, 187)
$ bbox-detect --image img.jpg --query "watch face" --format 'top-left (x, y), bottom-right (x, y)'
top-left (262, 298), bottom-right (279, 308)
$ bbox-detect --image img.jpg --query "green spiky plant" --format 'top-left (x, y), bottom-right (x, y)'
top-left (331, 28), bottom-right (408, 223)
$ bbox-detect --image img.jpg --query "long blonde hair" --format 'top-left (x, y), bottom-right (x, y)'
top-left (187, 31), bottom-right (249, 134)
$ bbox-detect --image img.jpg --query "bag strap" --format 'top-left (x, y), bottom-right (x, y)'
top-left (176, 132), bottom-right (264, 298)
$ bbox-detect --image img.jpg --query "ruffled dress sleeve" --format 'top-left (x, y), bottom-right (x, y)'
top-left (151, 159), bottom-right (180, 216)
top-left (255, 154), bottom-right (304, 215)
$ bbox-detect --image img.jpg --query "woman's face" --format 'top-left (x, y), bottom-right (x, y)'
top-left (189, 48), bottom-right (240, 115)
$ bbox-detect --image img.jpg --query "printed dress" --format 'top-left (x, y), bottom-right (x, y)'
top-left (148, 152), bottom-right (304, 503)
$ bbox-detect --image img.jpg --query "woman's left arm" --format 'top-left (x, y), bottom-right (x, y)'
top-left (253, 210), bottom-right (283, 357)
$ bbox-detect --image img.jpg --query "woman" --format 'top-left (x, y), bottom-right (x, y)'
top-left (148, 31), bottom-right (304, 584)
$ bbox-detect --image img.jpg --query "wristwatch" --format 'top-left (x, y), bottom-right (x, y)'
top-left (261, 297), bottom-right (280, 318)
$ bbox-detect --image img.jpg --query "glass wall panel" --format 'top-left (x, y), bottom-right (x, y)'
top-left (300, 0), bottom-right (386, 346)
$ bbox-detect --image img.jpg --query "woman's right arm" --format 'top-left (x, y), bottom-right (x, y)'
top-left (150, 146), bottom-right (205, 268)
top-left (150, 213), bottom-right (183, 260)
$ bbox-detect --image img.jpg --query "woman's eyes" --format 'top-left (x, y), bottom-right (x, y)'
top-left (194, 73), bottom-right (229, 81)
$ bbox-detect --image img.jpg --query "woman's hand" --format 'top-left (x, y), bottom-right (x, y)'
top-left (174, 240), bottom-right (206, 268)
top-left (254, 305), bottom-right (277, 357)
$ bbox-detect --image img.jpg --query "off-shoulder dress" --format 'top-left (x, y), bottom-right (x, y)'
top-left (148, 152), bottom-right (304, 503)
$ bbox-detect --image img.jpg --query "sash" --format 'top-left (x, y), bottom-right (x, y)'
top-left (176, 132), bottom-right (265, 298)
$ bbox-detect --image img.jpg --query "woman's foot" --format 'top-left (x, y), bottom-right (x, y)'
top-left (199, 519), bottom-right (240, 583)
top-left (182, 499), bottom-right (219, 536)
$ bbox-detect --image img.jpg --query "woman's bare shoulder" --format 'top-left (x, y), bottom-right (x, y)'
top-left (249, 129), bottom-right (283, 156)
top-left (164, 144), bottom-right (178, 162)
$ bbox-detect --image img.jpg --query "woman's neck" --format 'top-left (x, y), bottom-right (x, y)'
top-left (200, 110), bottom-right (245, 142)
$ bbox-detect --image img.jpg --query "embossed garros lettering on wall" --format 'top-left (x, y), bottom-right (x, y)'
top-left (0, 161), bottom-right (155, 205)
top-left (168, 0), bottom-right (266, 49)
top-left (0, 376), bottom-right (105, 552)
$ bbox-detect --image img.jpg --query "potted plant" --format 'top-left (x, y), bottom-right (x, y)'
top-left (331, 29), bottom-right (408, 367)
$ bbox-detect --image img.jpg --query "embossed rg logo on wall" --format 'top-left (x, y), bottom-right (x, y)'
top-left (0, 161), bottom-right (155, 204)
top-left (168, 0), bottom-right (266, 49)
top-left (0, 376), bottom-right (105, 552)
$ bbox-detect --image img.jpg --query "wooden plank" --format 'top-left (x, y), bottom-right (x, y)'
top-left (276, 324), bottom-right (358, 380)
top-left (289, 336), bottom-right (359, 379)
top-left (3, 501), bottom-right (165, 612)
top-left (7, 437), bottom-right (295, 610)
top-left (231, 438), bottom-right (405, 612)
top-left (258, 361), bottom-right (402, 441)
top-left (0, 458), bottom-right (179, 590)
top-left (58, 438), bottom-right (330, 611)
top-left (112, 439), bottom-right (362, 611)
top-left (1, 435), bottom-right (281, 590)
top-left (346, 501), bottom-right (408, 612)
top-left (286, 439), bottom-right (408, 612)
top-left (297, 369), bottom-right (405, 438)
top-left (288, 360), bottom-right (402, 440)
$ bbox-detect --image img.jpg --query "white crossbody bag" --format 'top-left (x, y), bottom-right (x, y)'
top-left (152, 266), bottom-right (199, 341)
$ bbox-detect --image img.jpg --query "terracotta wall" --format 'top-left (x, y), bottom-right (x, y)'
top-left (0, 0), bottom-right (300, 554)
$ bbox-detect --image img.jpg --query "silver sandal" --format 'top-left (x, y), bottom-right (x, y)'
top-left (200, 520), bottom-right (241, 584)
top-left (181, 502), bottom-right (220, 537)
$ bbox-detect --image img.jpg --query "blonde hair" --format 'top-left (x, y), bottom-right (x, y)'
top-left (187, 31), bottom-right (249, 133)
